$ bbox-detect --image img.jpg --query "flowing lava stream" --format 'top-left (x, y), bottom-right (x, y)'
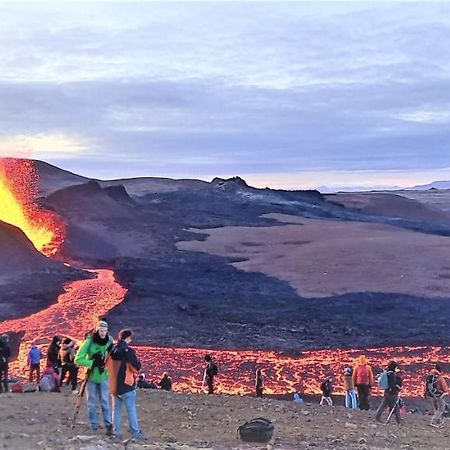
top-left (1, 159), bottom-right (448, 399)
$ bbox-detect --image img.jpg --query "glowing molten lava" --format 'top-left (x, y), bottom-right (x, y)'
top-left (0, 158), bottom-right (64, 256)
top-left (1, 267), bottom-right (447, 398)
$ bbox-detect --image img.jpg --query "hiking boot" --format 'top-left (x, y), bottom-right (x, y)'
top-left (131, 431), bottom-right (147, 441)
top-left (106, 424), bottom-right (114, 436)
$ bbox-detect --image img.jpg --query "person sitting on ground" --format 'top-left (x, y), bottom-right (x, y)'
top-left (27, 345), bottom-right (44, 384)
top-left (59, 338), bottom-right (79, 393)
top-left (137, 373), bottom-right (158, 389)
top-left (255, 368), bottom-right (264, 398)
top-left (375, 360), bottom-right (403, 424)
top-left (0, 334), bottom-right (11, 393)
top-left (159, 372), bottom-right (173, 391)
top-left (344, 367), bottom-right (358, 409)
top-left (426, 363), bottom-right (449, 428)
top-left (39, 365), bottom-right (61, 392)
top-left (320, 376), bottom-right (333, 406)
top-left (293, 392), bottom-right (304, 404)
top-left (353, 355), bottom-right (375, 411)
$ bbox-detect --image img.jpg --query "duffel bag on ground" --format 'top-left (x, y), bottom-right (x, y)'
top-left (237, 417), bottom-right (274, 443)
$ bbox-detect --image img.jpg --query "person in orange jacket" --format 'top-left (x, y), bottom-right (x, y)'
top-left (352, 355), bottom-right (375, 410)
top-left (426, 364), bottom-right (449, 428)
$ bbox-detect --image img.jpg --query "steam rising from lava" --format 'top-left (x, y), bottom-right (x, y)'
top-left (0, 158), bottom-right (64, 256)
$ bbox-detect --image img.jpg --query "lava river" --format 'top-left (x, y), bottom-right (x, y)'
top-left (0, 269), bottom-right (449, 397)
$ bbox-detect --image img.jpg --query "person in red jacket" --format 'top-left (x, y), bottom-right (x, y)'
top-left (427, 364), bottom-right (449, 428)
top-left (352, 355), bottom-right (375, 410)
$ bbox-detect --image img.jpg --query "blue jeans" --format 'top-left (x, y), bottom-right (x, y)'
top-left (345, 388), bottom-right (358, 409)
top-left (112, 389), bottom-right (140, 437)
top-left (86, 380), bottom-right (112, 429)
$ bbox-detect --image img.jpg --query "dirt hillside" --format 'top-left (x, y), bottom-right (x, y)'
top-left (0, 388), bottom-right (449, 449)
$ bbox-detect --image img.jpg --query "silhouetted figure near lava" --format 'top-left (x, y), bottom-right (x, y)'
top-left (255, 368), bottom-right (264, 398)
top-left (0, 334), bottom-right (11, 393)
top-left (353, 355), bottom-right (375, 410)
top-left (203, 354), bottom-right (218, 394)
top-left (375, 360), bottom-right (403, 424)
top-left (159, 372), bottom-right (173, 391)
top-left (137, 373), bottom-right (158, 389)
top-left (27, 345), bottom-right (44, 383)
top-left (75, 320), bottom-right (113, 435)
top-left (59, 338), bottom-right (79, 393)
top-left (319, 376), bottom-right (333, 406)
top-left (46, 335), bottom-right (62, 374)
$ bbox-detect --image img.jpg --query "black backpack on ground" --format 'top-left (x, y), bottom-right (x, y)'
top-left (237, 418), bottom-right (274, 443)
top-left (425, 374), bottom-right (444, 398)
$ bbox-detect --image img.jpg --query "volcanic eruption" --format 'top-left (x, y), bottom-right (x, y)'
top-left (0, 158), bottom-right (64, 257)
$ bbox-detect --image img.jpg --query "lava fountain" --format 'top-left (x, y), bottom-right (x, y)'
top-left (0, 158), bottom-right (64, 256)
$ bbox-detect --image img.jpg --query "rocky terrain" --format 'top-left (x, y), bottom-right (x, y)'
top-left (0, 387), bottom-right (449, 450)
top-left (2, 161), bottom-right (450, 351)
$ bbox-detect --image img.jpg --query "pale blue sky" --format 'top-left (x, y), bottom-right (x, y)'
top-left (1, 1), bottom-right (450, 188)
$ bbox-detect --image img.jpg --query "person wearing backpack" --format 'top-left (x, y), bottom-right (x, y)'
top-left (375, 360), bottom-right (403, 424)
top-left (319, 376), bottom-right (333, 406)
top-left (343, 367), bottom-right (358, 409)
top-left (59, 338), bottom-right (79, 393)
top-left (107, 329), bottom-right (146, 441)
top-left (39, 365), bottom-right (61, 392)
top-left (426, 364), bottom-right (449, 428)
top-left (0, 334), bottom-right (11, 393)
top-left (352, 355), bottom-right (374, 410)
top-left (75, 320), bottom-right (114, 435)
top-left (27, 345), bottom-right (44, 383)
top-left (203, 354), bottom-right (218, 394)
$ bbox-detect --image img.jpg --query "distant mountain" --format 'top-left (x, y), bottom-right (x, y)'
top-left (411, 180), bottom-right (450, 190)
top-left (316, 184), bottom-right (403, 193)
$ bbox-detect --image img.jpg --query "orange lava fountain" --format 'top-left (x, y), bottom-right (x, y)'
top-left (0, 158), bottom-right (64, 257)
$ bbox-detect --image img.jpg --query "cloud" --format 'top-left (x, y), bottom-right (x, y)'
top-left (0, 2), bottom-right (449, 184)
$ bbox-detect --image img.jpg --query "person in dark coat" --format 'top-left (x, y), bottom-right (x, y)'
top-left (203, 354), bottom-right (217, 395)
top-left (0, 334), bottom-right (11, 393)
top-left (375, 361), bottom-right (403, 424)
top-left (46, 335), bottom-right (61, 374)
top-left (159, 372), bottom-right (172, 391)
top-left (107, 329), bottom-right (146, 441)
top-left (59, 338), bottom-right (79, 392)
top-left (255, 368), bottom-right (264, 398)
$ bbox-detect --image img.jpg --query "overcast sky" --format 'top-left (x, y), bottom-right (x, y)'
top-left (1, 1), bottom-right (450, 189)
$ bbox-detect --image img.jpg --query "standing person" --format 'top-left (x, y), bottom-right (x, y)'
top-left (159, 372), bottom-right (172, 391)
top-left (203, 354), bottom-right (218, 395)
top-left (59, 338), bottom-right (79, 393)
top-left (375, 361), bottom-right (403, 424)
top-left (343, 367), bottom-right (358, 409)
top-left (75, 320), bottom-right (113, 435)
top-left (319, 376), bottom-right (333, 406)
top-left (255, 368), bottom-right (264, 398)
top-left (107, 329), bottom-right (146, 441)
top-left (353, 355), bottom-right (374, 410)
top-left (425, 364), bottom-right (449, 428)
top-left (46, 336), bottom-right (62, 374)
top-left (27, 345), bottom-right (44, 384)
top-left (0, 334), bottom-right (11, 393)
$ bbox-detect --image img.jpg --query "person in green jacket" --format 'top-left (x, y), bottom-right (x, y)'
top-left (75, 320), bottom-right (113, 435)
